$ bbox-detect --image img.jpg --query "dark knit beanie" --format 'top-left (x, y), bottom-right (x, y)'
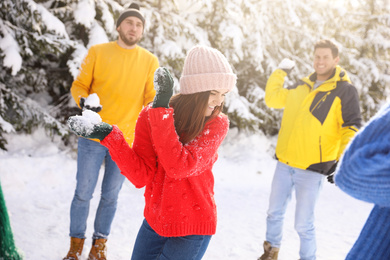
top-left (116, 3), bottom-right (145, 28)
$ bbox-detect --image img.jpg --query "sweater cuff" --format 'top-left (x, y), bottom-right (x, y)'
top-left (100, 125), bottom-right (123, 148)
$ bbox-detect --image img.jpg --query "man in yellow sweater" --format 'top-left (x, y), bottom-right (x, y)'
top-left (258, 40), bottom-right (361, 260)
top-left (64, 3), bottom-right (159, 260)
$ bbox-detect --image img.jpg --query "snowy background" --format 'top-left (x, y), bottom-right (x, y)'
top-left (0, 0), bottom-right (386, 259)
top-left (1, 127), bottom-right (372, 260)
top-left (1, 0), bottom-right (390, 153)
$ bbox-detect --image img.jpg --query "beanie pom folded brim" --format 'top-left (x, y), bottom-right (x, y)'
top-left (179, 73), bottom-right (237, 94)
top-left (116, 3), bottom-right (145, 28)
top-left (178, 45), bottom-right (237, 94)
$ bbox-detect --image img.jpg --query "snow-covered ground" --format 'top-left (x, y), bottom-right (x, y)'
top-left (1, 127), bottom-right (372, 260)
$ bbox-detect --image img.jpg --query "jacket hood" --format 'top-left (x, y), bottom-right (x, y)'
top-left (302, 65), bottom-right (351, 88)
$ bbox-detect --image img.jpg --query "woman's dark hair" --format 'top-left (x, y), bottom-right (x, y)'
top-left (169, 91), bottom-right (223, 144)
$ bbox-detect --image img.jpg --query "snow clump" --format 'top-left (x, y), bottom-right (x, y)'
top-left (85, 93), bottom-right (101, 108)
top-left (68, 110), bottom-right (102, 135)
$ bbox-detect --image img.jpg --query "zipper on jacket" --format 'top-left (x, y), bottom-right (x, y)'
top-left (310, 91), bottom-right (331, 113)
top-left (319, 136), bottom-right (322, 162)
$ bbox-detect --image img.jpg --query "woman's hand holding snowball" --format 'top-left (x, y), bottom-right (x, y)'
top-left (152, 67), bottom-right (174, 108)
top-left (68, 110), bottom-right (112, 141)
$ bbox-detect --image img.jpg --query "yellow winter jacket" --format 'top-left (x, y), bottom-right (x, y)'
top-left (265, 65), bottom-right (362, 174)
top-left (71, 42), bottom-right (159, 146)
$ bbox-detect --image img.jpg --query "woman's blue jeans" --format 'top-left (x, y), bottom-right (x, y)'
top-left (131, 219), bottom-right (212, 260)
top-left (265, 161), bottom-right (324, 260)
top-left (69, 137), bottom-right (125, 239)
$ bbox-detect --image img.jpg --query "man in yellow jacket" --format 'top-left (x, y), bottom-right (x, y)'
top-left (64, 3), bottom-right (159, 260)
top-left (259, 40), bottom-right (361, 260)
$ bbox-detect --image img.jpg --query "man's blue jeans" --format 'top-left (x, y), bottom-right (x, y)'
top-left (70, 137), bottom-right (125, 239)
top-left (265, 162), bottom-right (324, 260)
top-left (131, 219), bottom-right (212, 260)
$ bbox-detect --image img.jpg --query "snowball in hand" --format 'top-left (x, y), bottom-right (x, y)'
top-left (153, 67), bottom-right (165, 92)
top-left (85, 93), bottom-right (101, 107)
top-left (82, 110), bottom-right (102, 124)
top-left (81, 93), bottom-right (102, 112)
top-left (278, 58), bottom-right (296, 70)
top-left (152, 67), bottom-right (174, 108)
top-left (68, 110), bottom-right (102, 136)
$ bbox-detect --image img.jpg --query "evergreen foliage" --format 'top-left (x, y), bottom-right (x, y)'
top-left (0, 182), bottom-right (23, 259)
top-left (0, 0), bottom-right (389, 150)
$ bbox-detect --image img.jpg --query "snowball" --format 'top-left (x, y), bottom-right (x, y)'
top-left (278, 58), bottom-right (296, 70)
top-left (68, 110), bottom-right (101, 135)
top-left (154, 67), bottom-right (165, 91)
top-left (82, 109), bottom-right (102, 124)
top-left (85, 93), bottom-right (101, 107)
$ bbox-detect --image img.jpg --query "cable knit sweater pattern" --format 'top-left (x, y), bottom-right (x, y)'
top-left (335, 102), bottom-right (390, 259)
top-left (335, 102), bottom-right (390, 207)
top-left (101, 106), bottom-right (229, 237)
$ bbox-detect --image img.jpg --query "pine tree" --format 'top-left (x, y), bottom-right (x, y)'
top-left (0, 182), bottom-right (23, 259)
top-left (0, 0), bottom-right (389, 150)
top-left (339, 0), bottom-right (390, 121)
top-left (0, 0), bottom-right (72, 150)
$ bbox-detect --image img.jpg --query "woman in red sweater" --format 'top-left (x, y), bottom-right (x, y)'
top-left (68, 45), bottom-right (237, 260)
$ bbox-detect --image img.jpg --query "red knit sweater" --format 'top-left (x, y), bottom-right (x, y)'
top-left (101, 106), bottom-right (229, 237)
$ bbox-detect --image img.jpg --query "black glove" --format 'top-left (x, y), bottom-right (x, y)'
top-left (79, 97), bottom-right (102, 113)
top-left (325, 162), bottom-right (338, 184)
top-left (278, 58), bottom-right (295, 75)
top-left (67, 116), bottom-right (112, 141)
top-left (327, 174), bottom-right (335, 184)
top-left (152, 67), bottom-right (174, 108)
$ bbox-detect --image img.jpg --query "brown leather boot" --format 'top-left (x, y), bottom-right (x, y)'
top-left (63, 237), bottom-right (85, 260)
top-left (88, 238), bottom-right (107, 260)
top-left (258, 241), bottom-right (279, 260)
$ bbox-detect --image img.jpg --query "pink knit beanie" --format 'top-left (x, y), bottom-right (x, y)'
top-left (179, 45), bottom-right (237, 94)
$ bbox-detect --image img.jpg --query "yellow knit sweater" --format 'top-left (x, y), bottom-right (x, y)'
top-left (71, 42), bottom-right (159, 146)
